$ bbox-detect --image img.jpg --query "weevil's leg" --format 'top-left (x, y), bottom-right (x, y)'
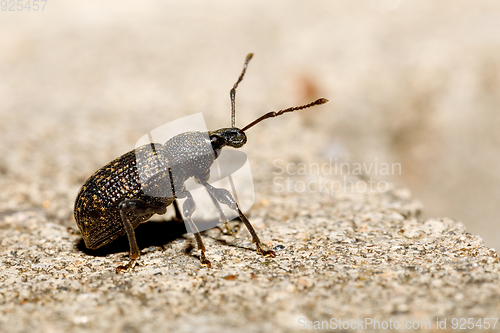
top-left (204, 187), bottom-right (236, 235)
top-left (116, 198), bottom-right (168, 273)
top-left (200, 181), bottom-right (276, 257)
top-left (172, 199), bottom-right (183, 221)
top-left (194, 174), bottom-right (231, 233)
top-left (176, 190), bottom-right (212, 267)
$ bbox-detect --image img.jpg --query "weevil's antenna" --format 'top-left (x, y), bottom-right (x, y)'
top-left (241, 98), bottom-right (329, 132)
top-left (231, 53), bottom-right (253, 128)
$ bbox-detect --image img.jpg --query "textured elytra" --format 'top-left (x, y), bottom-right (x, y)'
top-left (74, 131), bottom-right (215, 250)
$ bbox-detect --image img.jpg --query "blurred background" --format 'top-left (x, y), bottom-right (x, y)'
top-left (1, 0), bottom-right (499, 248)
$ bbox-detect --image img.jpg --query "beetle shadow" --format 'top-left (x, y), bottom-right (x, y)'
top-left (76, 218), bottom-right (188, 257)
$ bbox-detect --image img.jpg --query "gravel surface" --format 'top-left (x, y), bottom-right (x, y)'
top-left (1, 181), bottom-right (499, 332)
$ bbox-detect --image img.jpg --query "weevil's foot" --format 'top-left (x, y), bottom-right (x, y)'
top-left (217, 222), bottom-right (237, 235)
top-left (183, 239), bottom-right (195, 254)
top-left (115, 259), bottom-right (137, 274)
top-left (216, 225), bottom-right (229, 235)
top-left (172, 216), bottom-right (184, 223)
top-left (256, 243), bottom-right (276, 257)
top-left (200, 252), bottom-right (212, 268)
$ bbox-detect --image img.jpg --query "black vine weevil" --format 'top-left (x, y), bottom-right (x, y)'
top-left (74, 53), bottom-right (328, 272)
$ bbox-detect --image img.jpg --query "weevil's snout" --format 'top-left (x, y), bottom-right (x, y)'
top-left (209, 128), bottom-right (247, 155)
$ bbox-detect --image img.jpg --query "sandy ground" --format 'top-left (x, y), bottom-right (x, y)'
top-left (1, 1), bottom-right (500, 332)
top-left (2, 182), bottom-right (499, 332)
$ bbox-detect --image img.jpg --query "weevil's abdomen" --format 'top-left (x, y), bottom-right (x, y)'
top-left (74, 144), bottom-right (174, 249)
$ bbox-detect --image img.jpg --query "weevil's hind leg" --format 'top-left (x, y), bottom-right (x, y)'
top-left (116, 198), bottom-right (168, 273)
top-left (176, 190), bottom-right (212, 267)
top-left (172, 199), bottom-right (183, 222)
top-left (205, 187), bottom-right (236, 235)
top-left (200, 181), bottom-right (276, 257)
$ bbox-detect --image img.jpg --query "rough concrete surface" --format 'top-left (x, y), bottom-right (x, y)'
top-left (1, 182), bottom-right (500, 332)
top-left (2, 1), bottom-right (500, 332)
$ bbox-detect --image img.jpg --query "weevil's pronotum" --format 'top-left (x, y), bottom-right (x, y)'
top-left (74, 53), bottom-right (328, 272)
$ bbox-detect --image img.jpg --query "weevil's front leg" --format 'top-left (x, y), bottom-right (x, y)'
top-left (194, 174), bottom-right (232, 234)
top-left (200, 181), bottom-right (276, 257)
top-left (116, 198), bottom-right (168, 273)
top-left (176, 190), bottom-right (212, 267)
top-left (205, 188), bottom-right (238, 235)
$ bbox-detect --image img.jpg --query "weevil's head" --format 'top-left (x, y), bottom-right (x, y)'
top-left (208, 53), bottom-right (328, 160)
top-left (209, 127), bottom-right (247, 157)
